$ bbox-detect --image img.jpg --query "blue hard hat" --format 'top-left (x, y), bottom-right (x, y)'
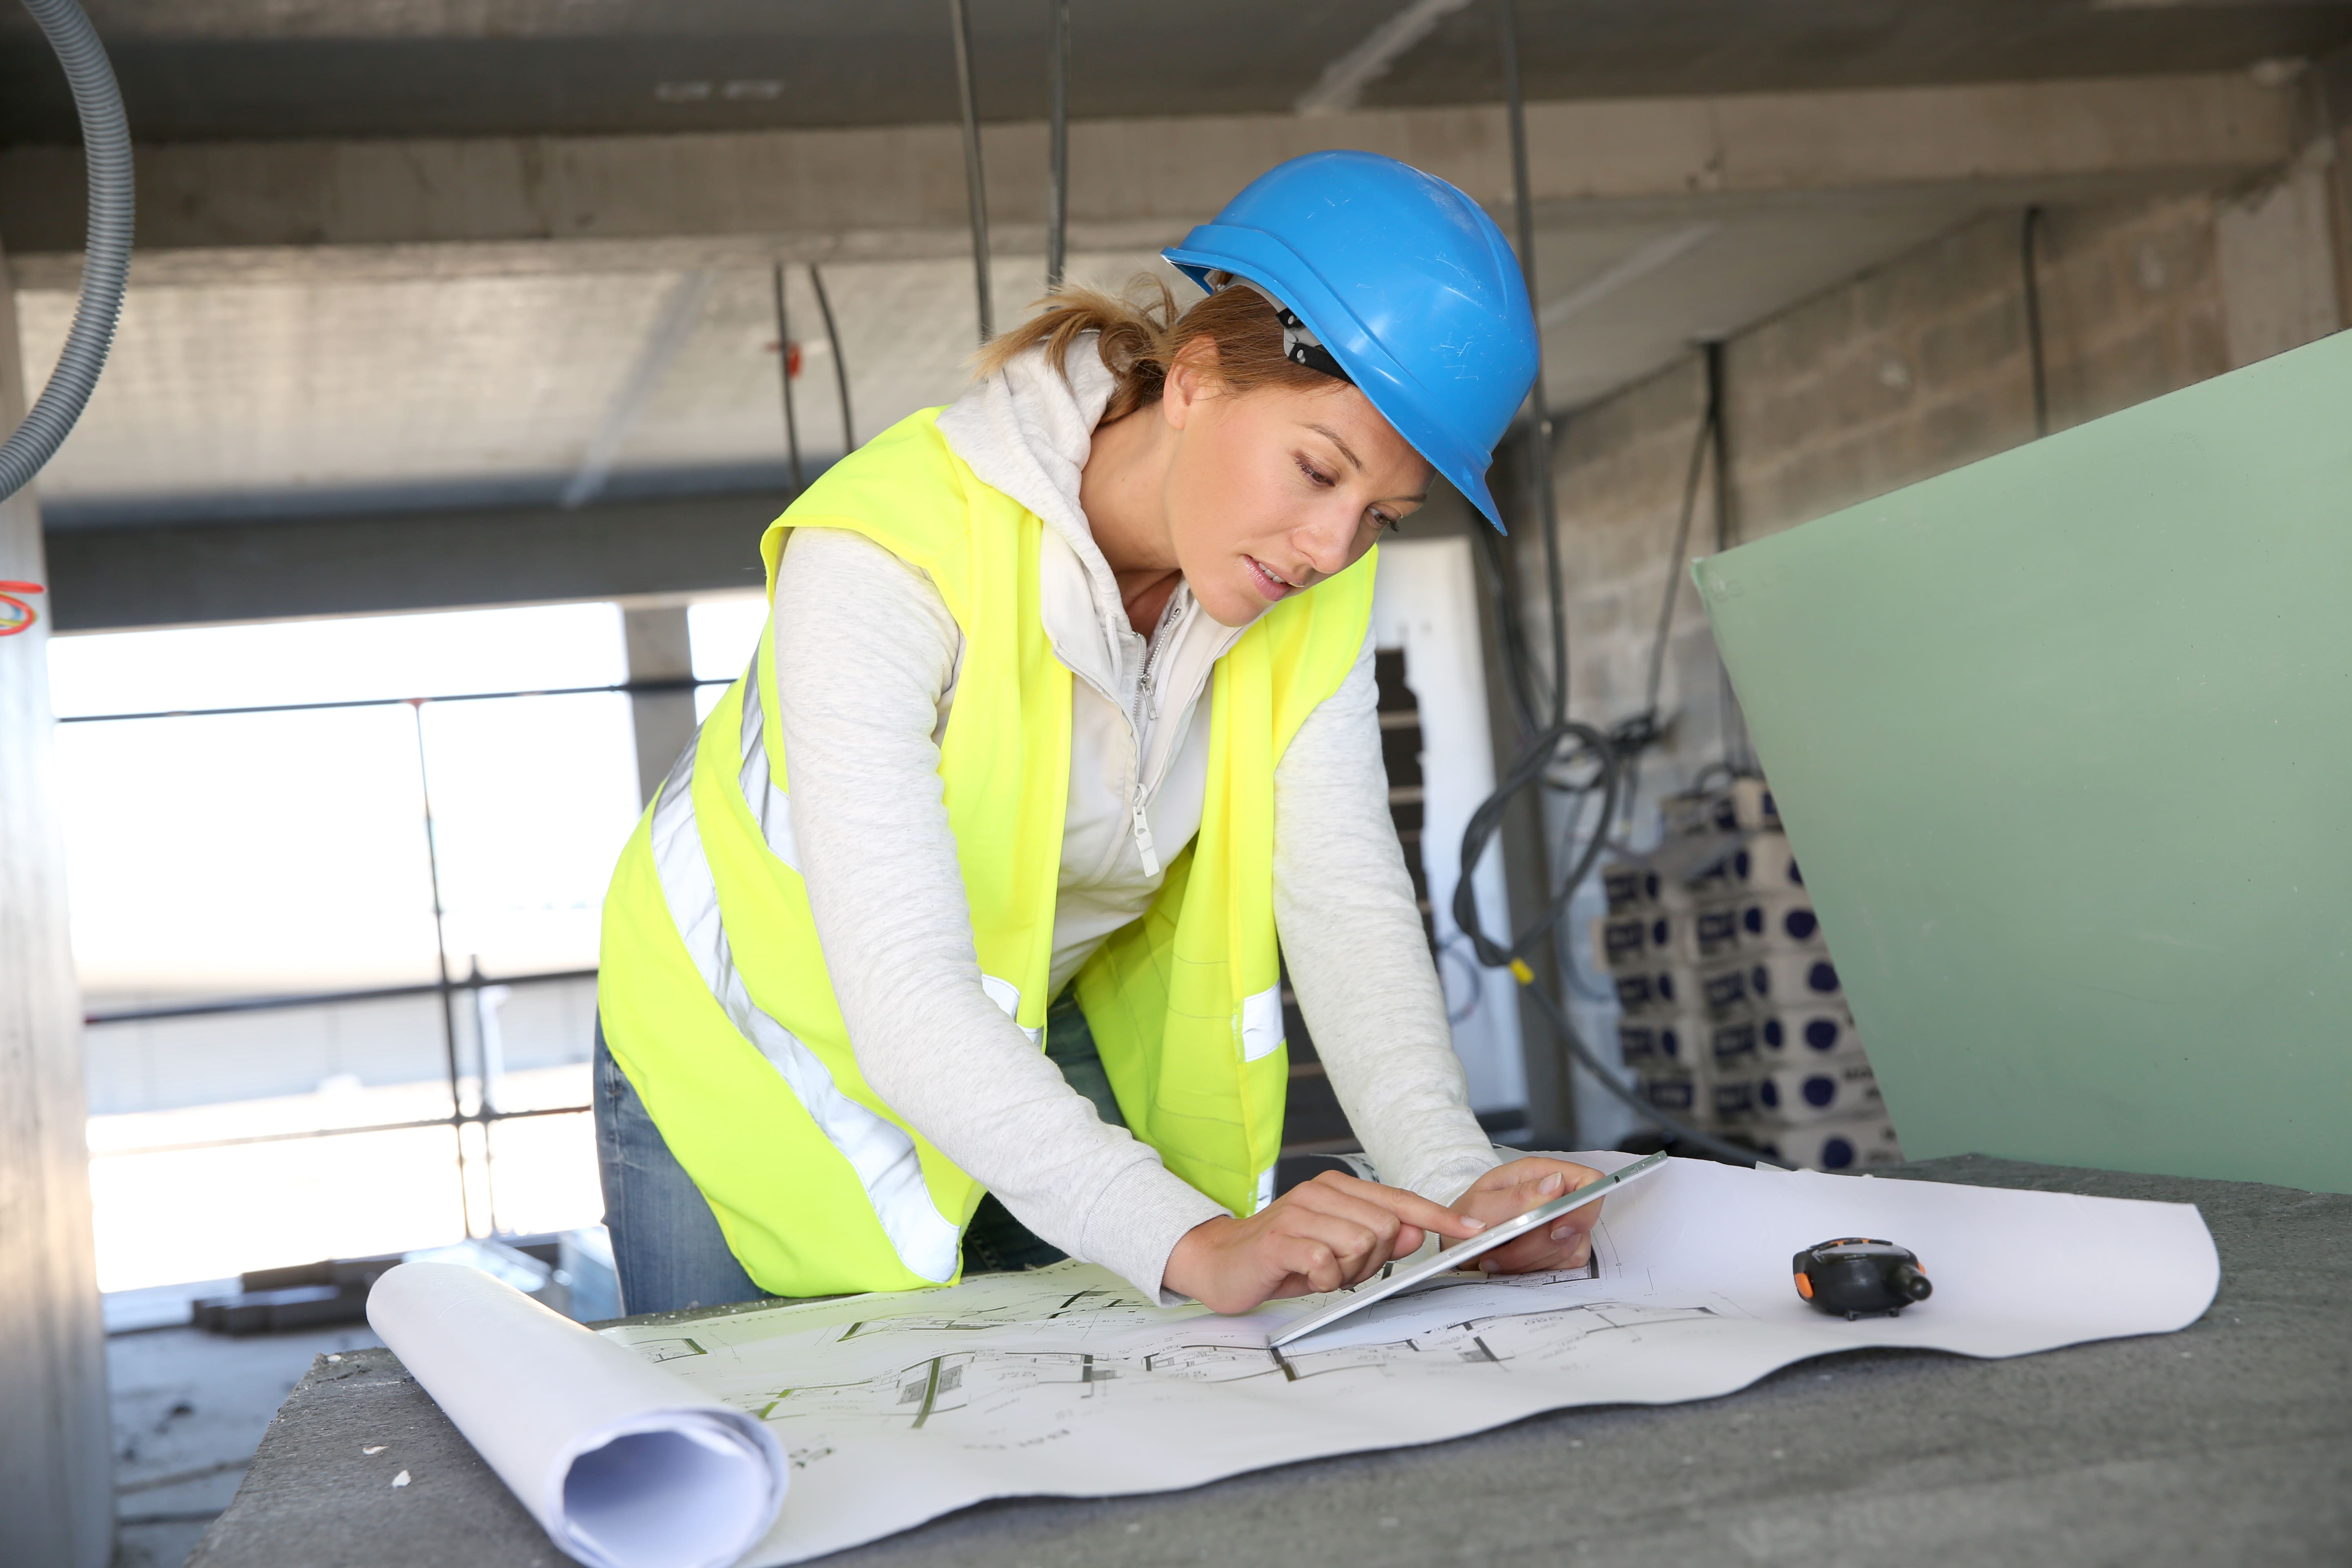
top-left (1164, 149), bottom-right (1539, 532)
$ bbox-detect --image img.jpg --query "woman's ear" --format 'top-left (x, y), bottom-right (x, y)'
top-left (1161, 338), bottom-right (1223, 431)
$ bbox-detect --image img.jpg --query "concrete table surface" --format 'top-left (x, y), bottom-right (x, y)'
top-left (186, 1156), bottom-right (2352, 1568)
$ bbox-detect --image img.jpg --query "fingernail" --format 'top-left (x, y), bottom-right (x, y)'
top-left (1550, 1224), bottom-right (1572, 1242)
top-left (1463, 1218), bottom-right (1487, 1232)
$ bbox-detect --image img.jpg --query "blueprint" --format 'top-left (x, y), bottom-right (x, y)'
top-left (595, 1154), bottom-right (2220, 1566)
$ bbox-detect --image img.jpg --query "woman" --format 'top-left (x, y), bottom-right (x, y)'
top-left (595, 150), bottom-right (1605, 1317)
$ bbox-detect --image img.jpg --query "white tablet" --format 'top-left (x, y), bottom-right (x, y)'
top-left (1266, 1149), bottom-right (1670, 1348)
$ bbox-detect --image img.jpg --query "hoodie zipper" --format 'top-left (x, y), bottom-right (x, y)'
top-left (1124, 595), bottom-right (1188, 878)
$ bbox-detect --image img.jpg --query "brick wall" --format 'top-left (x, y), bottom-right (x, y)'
top-left (1519, 179), bottom-right (2337, 1143)
top-left (1540, 188), bottom-right (2276, 818)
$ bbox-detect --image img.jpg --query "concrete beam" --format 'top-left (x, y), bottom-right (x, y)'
top-left (0, 73), bottom-right (2296, 287)
top-left (43, 491), bottom-right (781, 634)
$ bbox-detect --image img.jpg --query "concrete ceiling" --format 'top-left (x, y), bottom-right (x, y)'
top-left (1, 0), bottom-right (2347, 143)
top-left (4, 3), bottom-right (2334, 537)
top-left (16, 249), bottom-right (1179, 526)
top-left (16, 192), bottom-right (2027, 530)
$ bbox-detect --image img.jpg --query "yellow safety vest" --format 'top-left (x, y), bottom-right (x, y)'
top-left (597, 409), bottom-right (1374, 1298)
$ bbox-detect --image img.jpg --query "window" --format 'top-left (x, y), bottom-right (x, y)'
top-left (53, 605), bottom-right (642, 1290)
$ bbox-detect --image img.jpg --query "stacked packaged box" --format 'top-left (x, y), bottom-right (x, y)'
top-left (1593, 777), bottom-right (1902, 1172)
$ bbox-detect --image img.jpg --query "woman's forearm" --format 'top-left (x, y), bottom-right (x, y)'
top-left (1272, 635), bottom-right (1503, 1206)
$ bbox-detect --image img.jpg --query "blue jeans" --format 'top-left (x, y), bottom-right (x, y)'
top-left (593, 990), bottom-right (1123, 1316)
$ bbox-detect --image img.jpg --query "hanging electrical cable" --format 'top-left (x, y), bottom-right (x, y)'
top-left (1045, 0), bottom-right (1071, 292)
top-left (809, 264), bottom-right (854, 452)
top-left (0, 0), bottom-right (132, 502)
top-left (1452, 0), bottom-right (1757, 1167)
top-left (771, 263), bottom-right (806, 496)
top-left (1704, 339), bottom-right (1759, 776)
top-left (948, 0), bottom-right (995, 341)
top-left (2022, 205), bottom-right (2051, 440)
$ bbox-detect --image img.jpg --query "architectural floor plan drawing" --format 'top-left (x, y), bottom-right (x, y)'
top-left (592, 1155), bottom-right (2222, 1567)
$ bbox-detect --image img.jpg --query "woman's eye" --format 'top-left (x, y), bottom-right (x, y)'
top-left (1295, 457), bottom-right (1333, 488)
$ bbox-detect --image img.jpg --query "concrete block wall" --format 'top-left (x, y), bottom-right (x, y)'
top-left (1528, 174), bottom-right (2343, 1145)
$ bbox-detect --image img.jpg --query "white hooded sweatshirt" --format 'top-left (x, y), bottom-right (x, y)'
top-left (768, 337), bottom-right (1501, 1300)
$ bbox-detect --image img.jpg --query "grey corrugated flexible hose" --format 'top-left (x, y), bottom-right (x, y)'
top-left (0, 0), bottom-right (131, 502)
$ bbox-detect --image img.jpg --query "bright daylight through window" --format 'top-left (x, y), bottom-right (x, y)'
top-left (51, 600), bottom-right (757, 1292)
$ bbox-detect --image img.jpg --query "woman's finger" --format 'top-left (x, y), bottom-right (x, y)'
top-left (1274, 1235), bottom-right (1347, 1295)
top-left (1477, 1225), bottom-right (1593, 1276)
top-left (1275, 1209), bottom-right (1390, 1284)
top-left (1307, 1172), bottom-right (1487, 1240)
top-left (1284, 1182), bottom-right (1411, 1249)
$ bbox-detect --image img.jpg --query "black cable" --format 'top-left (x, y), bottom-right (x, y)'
top-left (1045, 0), bottom-right (1071, 292)
top-left (948, 0), bottom-right (994, 341)
top-left (771, 263), bottom-right (805, 495)
top-left (1642, 367), bottom-right (1717, 720)
top-left (2022, 205), bottom-right (2051, 440)
top-left (810, 263), bottom-right (855, 451)
top-left (1704, 339), bottom-right (1756, 776)
top-left (1522, 980), bottom-right (1760, 1166)
top-left (1454, 717), bottom-right (1619, 971)
top-left (1495, 0), bottom-right (1567, 728)
top-left (1452, 1), bottom-right (1752, 1167)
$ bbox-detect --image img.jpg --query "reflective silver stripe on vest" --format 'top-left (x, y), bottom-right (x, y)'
top-left (979, 974), bottom-right (1045, 1048)
top-left (742, 677), bottom-right (1040, 1051)
top-left (1239, 981), bottom-right (1285, 1062)
top-left (648, 735), bottom-right (962, 1284)
top-left (735, 674), bottom-right (800, 873)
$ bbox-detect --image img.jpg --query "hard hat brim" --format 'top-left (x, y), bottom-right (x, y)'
top-left (1165, 230), bottom-right (1509, 534)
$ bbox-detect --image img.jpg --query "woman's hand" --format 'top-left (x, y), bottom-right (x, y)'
top-left (1163, 1172), bottom-right (1488, 1315)
top-left (1444, 1157), bottom-right (1607, 1276)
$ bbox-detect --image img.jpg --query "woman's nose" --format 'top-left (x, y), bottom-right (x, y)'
top-left (1298, 508), bottom-right (1359, 578)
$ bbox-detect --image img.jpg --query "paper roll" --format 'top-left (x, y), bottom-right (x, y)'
top-left (368, 1262), bottom-right (787, 1568)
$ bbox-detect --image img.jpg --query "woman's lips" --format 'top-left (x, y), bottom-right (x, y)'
top-left (1245, 555), bottom-right (1295, 601)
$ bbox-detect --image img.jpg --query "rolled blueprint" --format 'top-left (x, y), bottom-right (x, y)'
top-left (368, 1262), bottom-right (787, 1568)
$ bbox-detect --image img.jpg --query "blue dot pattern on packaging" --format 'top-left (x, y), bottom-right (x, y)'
top-left (1804, 1017), bottom-right (1842, 1052)
top-left (1822, 1137), bottom-right (1856, 1169)
top-left (1807, 960), bottom-right (1839, 993)
top-left (1784, 908), bottom-right (1818, 940)
top-left (1764, 1018), bottom-right (1785, 1048)
top-left (1802, 1075), bottom-right (1836, 1108)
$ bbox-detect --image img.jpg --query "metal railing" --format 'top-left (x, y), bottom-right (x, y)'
top-left (68, 672), bottom-right (731, 1234)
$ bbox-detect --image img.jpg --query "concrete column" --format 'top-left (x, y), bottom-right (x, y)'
top-left (0, 238), bottom-right (114, 1568)
top-left (2215, 147), bottom-right (2345, 370)
top-left (623, 604), bottom-right (697, 808)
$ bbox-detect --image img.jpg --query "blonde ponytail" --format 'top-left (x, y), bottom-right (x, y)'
top-left (974, 273), bottom-right (1337, 423)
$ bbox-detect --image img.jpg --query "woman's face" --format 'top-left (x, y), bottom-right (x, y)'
top-left (1160, 356), bottom-right (1434, 629)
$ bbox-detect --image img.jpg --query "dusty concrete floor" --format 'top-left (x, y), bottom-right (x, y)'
top-left (108, 1314), bottom-right (382, 1568)
top-left (182, 1156), bottom-right (2352, 1567)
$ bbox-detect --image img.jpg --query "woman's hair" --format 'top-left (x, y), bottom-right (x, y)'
top-left (973, 274), bottom-right (1339, 423)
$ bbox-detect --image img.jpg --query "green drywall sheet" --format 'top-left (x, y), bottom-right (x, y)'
top-left (1695, 328), bottom-right (2352, 1196)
